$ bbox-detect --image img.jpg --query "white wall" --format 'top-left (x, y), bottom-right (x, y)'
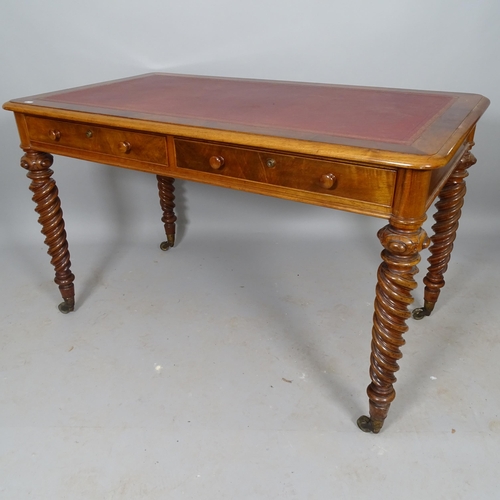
top-left (1, 0), bottom-right (498, 247)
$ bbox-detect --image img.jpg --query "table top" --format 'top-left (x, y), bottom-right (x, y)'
top-left (4, 73), bottom-right (489, 169)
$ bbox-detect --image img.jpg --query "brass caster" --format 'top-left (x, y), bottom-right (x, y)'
top-left (356, 415), bottom-right (383, 434)
top-left (412, 307), bottom-right (427, 320)
top-left (58, 299), bottom-right (74, 314)
top-left (412, 301), bottom-right (434, 320)
top-left (160, 241), bottom-right (171, 251)
top-left (160, 234), bottom-right (175, 251)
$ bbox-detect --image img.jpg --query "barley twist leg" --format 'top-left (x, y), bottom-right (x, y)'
top-left (157, 176), bottom-right (177, 251)
top-left (413, 147), bottom-right (476, 320)
top-left (21, 150), bottom-right (75, 313)
top-left (357, 223), bottom-right (429, 433)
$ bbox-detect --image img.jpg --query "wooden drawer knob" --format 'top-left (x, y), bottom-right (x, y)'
top-left (118, 141), bottom-right (132, 154)
top-left (49, 129), bottom-right (61, 141)
top-left (209, 155), bottom-right (225, 170)
top-left (319, 173), bottom-right (337, 189)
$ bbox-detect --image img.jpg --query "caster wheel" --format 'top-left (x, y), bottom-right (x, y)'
top-left (160, 241), bottom-right (170, 251)
top-left (58, 300), bottom-right (74, 314)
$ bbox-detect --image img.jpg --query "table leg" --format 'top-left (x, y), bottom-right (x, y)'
top-left (20, 150), bottom-right (75, 313)
top-left (357, 223), bottom-right (429, 433)
top-left (413, 147), bottom-right (476, 320)
top-left (157, 175), bottom-right (177, 251)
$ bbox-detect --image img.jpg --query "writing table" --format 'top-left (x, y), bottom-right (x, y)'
top-left (3, 74), bottom-right (489, 433)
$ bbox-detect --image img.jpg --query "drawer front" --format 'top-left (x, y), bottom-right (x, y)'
top-left (175, 139), bottom-right (396, 206)
top-left (25, 116), bottom-right (168, 165)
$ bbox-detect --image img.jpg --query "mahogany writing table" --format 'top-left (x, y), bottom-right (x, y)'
top-left (3, 73), bottom-right (489, 433)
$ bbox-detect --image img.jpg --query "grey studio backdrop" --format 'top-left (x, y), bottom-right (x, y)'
top-left (1, 1), bottom-right (500, 498)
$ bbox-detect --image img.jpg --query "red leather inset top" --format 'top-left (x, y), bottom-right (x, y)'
top-left (43, 74), bottom-right (455, 145)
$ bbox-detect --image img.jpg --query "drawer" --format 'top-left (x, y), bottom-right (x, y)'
top-left (175, 139), bottom-right (396, 206)
top-left (25, 116), bottom-right (168, 165)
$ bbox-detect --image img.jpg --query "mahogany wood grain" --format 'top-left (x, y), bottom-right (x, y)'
top-left (174, 138), bottom-right (396, 207)
top-left (25, 115), bottom-right (168, 165)
top-left (5, 73), bottom-right (489, 168)
top-left (20, 150), bottom-right (75, 313)
top-left (420, 146), bottom-right (476, 316)
top-left (363, 223), bottom-right (430, 432)
top-left (157, 175), bottom-right (176, 249)
top-left (3, 73), bottom-right (490, 433)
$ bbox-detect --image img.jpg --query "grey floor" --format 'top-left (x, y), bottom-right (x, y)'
top-left (1, 179), bottom-right (499, 499)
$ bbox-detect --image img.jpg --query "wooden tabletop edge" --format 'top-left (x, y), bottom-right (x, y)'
top-left (3, 97), bottom-right (489, 171)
